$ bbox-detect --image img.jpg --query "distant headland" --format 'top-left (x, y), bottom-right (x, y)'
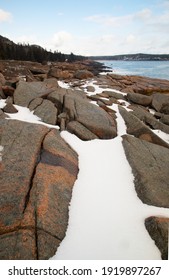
top-left (89, 53), bottom-right (169, 61)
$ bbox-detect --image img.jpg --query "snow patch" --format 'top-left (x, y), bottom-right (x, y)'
top-left (5, 103), bottom-right (59, 129)
top-left (153, 129), bottom-right (169, 143)
top-left (52, 107), bottom-right (169, 260)
top-left (58, 80), bottom-right (70, 89)
top-left (0, 99), bottom-right (6, 109)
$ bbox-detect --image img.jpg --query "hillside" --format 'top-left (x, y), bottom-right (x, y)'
top-left (0, 35), bottom-right (85, 63)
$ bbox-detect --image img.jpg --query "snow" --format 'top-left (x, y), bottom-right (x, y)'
top-left (58, 80), bottom-right (70, 89)
top-left (0, 99), bottom-right (6, 109)
top-left (1, 101), bottom-right (59, 129)
top-left (0, 146), bottom-right (3, 161)
top-left (52, 105), bottom-right (169, 260)
top-left (80, 79), bottom-right (127, 97)
top-left (153, 129), bottom-right (169, 143)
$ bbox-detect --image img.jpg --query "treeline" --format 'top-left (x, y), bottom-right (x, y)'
top-left (90, 53), bottom-right (169, 61)
top-left (0, 35), bottom-right (85, 62)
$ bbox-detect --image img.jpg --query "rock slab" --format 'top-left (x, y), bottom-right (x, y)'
top-left (0, 119), bottom-right (78, 259)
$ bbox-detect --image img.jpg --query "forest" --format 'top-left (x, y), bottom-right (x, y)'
top-left (0, 35), bottom-right (85, 63)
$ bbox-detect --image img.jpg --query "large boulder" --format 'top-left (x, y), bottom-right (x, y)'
top-left (47, 88), bottom-right (67, 115)
top-left (74, 70), bottom-right (94, 80)
top-left (119, 106), bottom-right (169, 149)
top-left (160, 114), bottom-right (169, 126)
top-left (30, 99), bottom-right (58, 125)
top-left (122, 134), bottom-right (169, 208)
top-left (3, 103), bottom-right (18, 114)
top-left (127, 92), bottom-right (152, 106)
top-left (14, 81), bottom-right (55, 107)
top-left (67, 121), bottom-right (98, 141)
top-left (64, 93), bottom-right (117, 139)
top-left (0, 120), bottom-right (78, 259)
top-left (145, 216), bottom-right (169, 260)
top-left (101, 90), bottom-right (126, 100)
top-left (48, 68), bottom-right (73, 79)
top-left (48, 87), bottom-right (117, 139)
top-left (131, 106), bottom-right (169, 134)
top-left (152, 93), bottom-right (169, 113)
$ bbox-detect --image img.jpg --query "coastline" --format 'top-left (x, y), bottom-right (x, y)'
top-left (0, 59), bottom-right (169, 260)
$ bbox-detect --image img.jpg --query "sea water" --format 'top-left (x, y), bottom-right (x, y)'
top-left (100, 60), bottom-right (169, 80)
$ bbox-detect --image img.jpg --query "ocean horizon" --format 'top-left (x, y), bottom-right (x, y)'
top-left (99, 60), bottom-right (169, 81)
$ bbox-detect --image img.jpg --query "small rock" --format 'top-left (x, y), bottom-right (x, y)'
top-left (3, 103), bottom-right (18, 114)
top-left (86, 86), bottom-right (95, 92)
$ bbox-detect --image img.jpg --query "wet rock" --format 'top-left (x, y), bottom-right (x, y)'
top-left (122, 134), bottom-right (169, 208)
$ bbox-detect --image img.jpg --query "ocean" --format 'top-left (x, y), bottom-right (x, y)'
top-left (99, 60), bottom-right (169, 80)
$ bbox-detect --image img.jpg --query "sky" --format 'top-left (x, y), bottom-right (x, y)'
top-left (0, 0), bottom-right (169, 56)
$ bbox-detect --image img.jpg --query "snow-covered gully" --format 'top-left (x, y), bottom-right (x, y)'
top-left (52, 82), bottom-right (169, 260)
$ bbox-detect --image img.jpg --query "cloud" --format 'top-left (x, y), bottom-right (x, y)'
top-left (85, 8), bottom-right (153, 29)
top-left (52, 31), bottom-right (73, 48)
top-left (0, 8), bottom-right (12, 22)
top-left (134, 8), bottom-right (152, 21)
top-left (85, 14), bottom-right (133, 27)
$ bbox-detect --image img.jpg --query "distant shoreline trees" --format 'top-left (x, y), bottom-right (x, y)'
top-left (0, 35), bottom-right (85, 63)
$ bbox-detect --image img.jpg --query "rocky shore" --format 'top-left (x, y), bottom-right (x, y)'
top-left (0, 59), bottom-right (169, 259)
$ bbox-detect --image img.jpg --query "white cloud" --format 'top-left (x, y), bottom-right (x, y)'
top-left (52, 31), bottom-right (73, 48)
top-left (0, 8), bottom-right (12, 22)
top-left (85, 9), bottom-right (153, 29)
top-left (134, 8), bottom-right (152, 21)
top-left (85, 14), bottom-right (133, 27)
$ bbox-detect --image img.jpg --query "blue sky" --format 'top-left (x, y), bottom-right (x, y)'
top-left (0, 0), bottom-right (169, 55)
